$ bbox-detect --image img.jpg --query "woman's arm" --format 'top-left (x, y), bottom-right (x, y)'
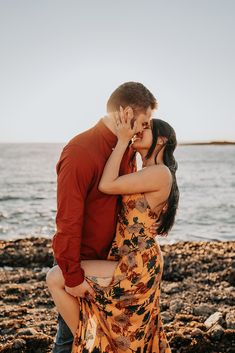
top-left (98, 154), bottom-right (171, 195)
top-left (98, 112), bottom-right (171, 195)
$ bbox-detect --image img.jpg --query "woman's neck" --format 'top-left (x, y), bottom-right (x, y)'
top-left (139, 148), bottom-right (164, 167)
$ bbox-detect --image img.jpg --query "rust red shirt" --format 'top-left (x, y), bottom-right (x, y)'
top-left (52, 118), bottom-right (135, 287)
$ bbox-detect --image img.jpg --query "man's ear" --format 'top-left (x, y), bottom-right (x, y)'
top-left (122, 106), bottom-right (134, 122)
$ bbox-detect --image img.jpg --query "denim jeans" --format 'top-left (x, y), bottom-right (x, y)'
top-left (52, 258), bottom-right (74, 353)
top-left (52, 313), bottom-right (74, 353)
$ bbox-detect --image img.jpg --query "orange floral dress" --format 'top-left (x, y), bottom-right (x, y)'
top-left (72, 193), bottom-right (171, 353)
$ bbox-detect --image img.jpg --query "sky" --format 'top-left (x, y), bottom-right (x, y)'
top-left (0, 0), bottom-right (234, 143)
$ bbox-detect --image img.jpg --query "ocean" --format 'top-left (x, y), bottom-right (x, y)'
top-left (0, 143), bottom-right (234, 244)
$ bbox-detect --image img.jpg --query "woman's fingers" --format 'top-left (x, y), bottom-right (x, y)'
top-left (114, 111), bottom-right (120, 126)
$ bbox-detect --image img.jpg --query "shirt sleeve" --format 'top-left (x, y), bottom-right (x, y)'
top-left (52, 144), bottom-right (95, 287)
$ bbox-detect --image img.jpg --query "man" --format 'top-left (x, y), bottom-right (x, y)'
top-left (51, 82), bottom-right (157, 353)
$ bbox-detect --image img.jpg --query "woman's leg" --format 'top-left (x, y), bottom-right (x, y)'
top-left (46, 260), bottom-right (118, 336)
top-left (46, 265), bottom-right (80, 337)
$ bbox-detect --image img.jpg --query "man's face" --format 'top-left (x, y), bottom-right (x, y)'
top-left (132, 106), bottom-right (153, 134)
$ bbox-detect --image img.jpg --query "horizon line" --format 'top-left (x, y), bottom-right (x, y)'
top-left (0, 140), bottom-right (235, 145)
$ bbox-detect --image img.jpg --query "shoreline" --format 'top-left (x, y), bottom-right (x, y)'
top-left (0, 237), bottom-right (234, 352)
top-left (0, 141), bottom-right (235, 146)
top-left (179, 141), bottom-right (235, 146)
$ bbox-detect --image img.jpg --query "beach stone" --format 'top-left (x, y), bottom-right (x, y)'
top-left (228, 268), bottom-right (235, 286)
top-left (193, 304), bottom-right (215, 317)
top-left (204, 311), bottom-right (223, 329)
top-left (163, 282), bottom-right (181, 294)
top-left (161, 311), bottom-right (174, 323)
top-left (12, 338), bottom-right (27, 348)
top-left (225, 311), bottom-right (235, 329)
top-left (16, 327), bottom-right (39, 336)
top-left (169, 299), bottom-right (184, 314)
top-left (191, 328), bottom-right (204, 338)
top-left (209, 324), bottom-right (224, 341)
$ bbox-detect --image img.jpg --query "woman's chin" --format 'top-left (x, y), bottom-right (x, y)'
top-left (132, 140), bottom-right (141, 149)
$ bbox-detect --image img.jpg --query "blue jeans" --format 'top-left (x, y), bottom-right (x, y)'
top-left (52, 258), bottom-right (74, 353)
top-left (52, 313), bottom-right (74, 353)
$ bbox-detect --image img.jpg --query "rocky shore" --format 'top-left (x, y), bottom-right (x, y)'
top-left (0, 237), bottom-right (234, 353)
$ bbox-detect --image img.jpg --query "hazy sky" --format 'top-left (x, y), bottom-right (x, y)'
top-left (0, 0), bottom-right (234, 143)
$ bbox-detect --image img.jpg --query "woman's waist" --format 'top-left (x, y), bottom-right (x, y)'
top-left (115, 234), bottom-right (159, 256)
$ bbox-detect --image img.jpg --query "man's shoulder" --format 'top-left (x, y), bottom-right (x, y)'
top-left (66, 124), bottom-right (96, 147)
top-left (58, 123), bottom-right (101, 168)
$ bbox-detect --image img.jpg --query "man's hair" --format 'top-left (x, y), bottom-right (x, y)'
top-left (106, 82), bottom-right (157, 113)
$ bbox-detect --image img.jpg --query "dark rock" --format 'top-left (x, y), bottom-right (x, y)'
top-left (209, 324), bottom-right (224, 341)
top-left (12, 338), bottom-right (26, 349)
top-left (193, 304), bottom-right (216, 317)
top-left (228, 268), bottom-right (235, 286)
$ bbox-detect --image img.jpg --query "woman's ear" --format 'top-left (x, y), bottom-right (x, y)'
top-left (158, 137), bottom-right (167, 145)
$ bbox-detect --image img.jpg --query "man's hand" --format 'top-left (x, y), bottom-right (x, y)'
top-left (65, 278), bottom-right (96, 298)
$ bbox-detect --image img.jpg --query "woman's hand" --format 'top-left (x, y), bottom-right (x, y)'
top-left (114, 106), bottom-right (137, 144)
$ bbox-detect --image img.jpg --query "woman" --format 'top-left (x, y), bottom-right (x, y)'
top-left (47, 114), bottom-right (179, 353)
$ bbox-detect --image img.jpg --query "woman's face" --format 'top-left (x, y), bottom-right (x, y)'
top-left (131, 124), bottom-right (153, 150)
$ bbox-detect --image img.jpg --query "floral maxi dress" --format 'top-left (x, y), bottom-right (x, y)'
top-left (72, 193), bottom-right (172, 353)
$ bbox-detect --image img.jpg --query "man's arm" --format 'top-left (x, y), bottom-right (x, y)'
top-left (52, 144), bottom-right (95, 287)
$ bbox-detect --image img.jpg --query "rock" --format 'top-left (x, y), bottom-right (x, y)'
top-left (163, 282), bottom-right (181, 294)
top-left (12, 338), bottom-right (26, 348)
top-left (224, 286), bottom-right (235, 292)
top-left (3, 266), bottom-right (13, 271)
top-left (161, 311), bottom-right (174, 323)
top-left (209, 324), bottom-right (224, 341)
top-left (169, 299), bottom-right (184, 314)
top-left (193, 304), bottom-right (215, 316)
top-left (16, 327), bottom-right (39, 336)
top-left (191, 328), bottom-right (204, 338)
top-left (1, 237), bottom-right (235, 352)
top-left (204, 311), bottom-right (223, 329)
top-left (226, 311), bottom-right (235, 329)
top-left (228, 268), bottom-right (235, 286)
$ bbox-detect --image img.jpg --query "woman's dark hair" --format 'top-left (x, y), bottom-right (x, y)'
top-left (131, 118), bottom-right (179, 236)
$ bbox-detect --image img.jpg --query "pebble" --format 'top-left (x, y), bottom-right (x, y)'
top-left (169, 299), bottom-right (184, 314)
top-left (193, 304), bottom-right (216, 317)
top-left (16, 327), bottom-right (39, 336)
top-left (225, 311), bottom-right (235, 329)
top-left (12, 338), bottom-right (26, 348)
top-left (161, 311), bottom-right (174, 323)
top-left (204, 311), bottom-right (223, 329)
top-left (163, 282), bottom-right (181, 294)
top-left (209, 324), bottom-right (224, 341)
